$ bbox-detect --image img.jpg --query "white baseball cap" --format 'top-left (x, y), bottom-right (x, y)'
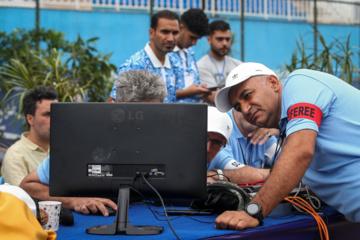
top-left (207, 106), bottom-right (233, 144)
top-left (215, 62), bottom-right (277, 112)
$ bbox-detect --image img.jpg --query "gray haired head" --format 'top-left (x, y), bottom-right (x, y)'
top-left (116, 69), bottom-right (168, 102)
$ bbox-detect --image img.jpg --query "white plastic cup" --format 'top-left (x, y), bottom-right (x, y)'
top-left (38, 201), bottom-right (62, 231)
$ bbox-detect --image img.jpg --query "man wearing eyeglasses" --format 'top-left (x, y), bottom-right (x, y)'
top-left (207, 107), bottom-right (278, 183)
top-left (207, 106), bottom-right (233, 164)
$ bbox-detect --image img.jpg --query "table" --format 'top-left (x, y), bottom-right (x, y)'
top-left (56, 204), bottom-right (360, 240)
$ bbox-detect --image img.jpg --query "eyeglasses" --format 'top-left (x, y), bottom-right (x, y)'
top-left (207, 136), bottom-right (226, 150)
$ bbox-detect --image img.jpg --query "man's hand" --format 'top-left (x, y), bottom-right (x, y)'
top-left (66, 197), bottom-right (117, 217)
top-left (248, 128), bottom-right (279, 145)
top-left (176, 84), bottom-right (210, 99)
top-left (20, 167), bottom-right (118, 217)
top-left (204, 88), bottom-right (220, 105)
top-left (215, 210), bottom-right (260, 230)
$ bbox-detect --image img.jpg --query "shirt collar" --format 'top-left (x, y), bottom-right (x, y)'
top-left (229, 110), bottom-right (246, 140)
top-left (173, 46), bottom-right (189, 54)
top-left (22, 132), bottom-right (48, 152)
top-left (144, 43), bottom-right (171, 69)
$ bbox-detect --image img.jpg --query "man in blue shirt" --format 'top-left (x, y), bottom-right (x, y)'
top-left (169, 8), bottom-right (210, 103)
top-left (108, 10), bottom-right (179, 103)
top-left (207, 107), bottom-right (279, 183)
top-left (214, 62), bottom-right (360, 230)
top-left (209, 109), bottom-right (278, 170)
top-left (206, 106), bottom-right (269, 183)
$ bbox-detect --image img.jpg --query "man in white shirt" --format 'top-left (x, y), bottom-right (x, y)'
top-left (197, 20), bottom-right (242, 105)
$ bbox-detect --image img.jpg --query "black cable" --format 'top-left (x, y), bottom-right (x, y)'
top-left (207, 173), bottom-right (231, 182)
top-left (131, 201), bottom-right (184, 221)
top-left (153, 206), bottom-right (215, 224)
top-left (239, 138), bottom-right (253, 167)
top-left (140, 173), bottom-right (181, 240)
top-left (270, 128), bottom-right (286, 172)
top-left (182, 216), bottom-right (215, 224)
top-left (207, 183), bottom-right (252, 202)
top-left (130, 196), bottom-right (215, 224)
top-left (267, 213), bottom-right (298, 220)
top-left (318, 208), bottom-right (329, 227)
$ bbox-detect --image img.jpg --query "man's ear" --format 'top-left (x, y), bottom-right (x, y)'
top-left (207, 35), bottom-right (211, 44)
top-left (179, 23), bottom-right (185, 32)
top-left (149, 28), bottom-right (154, 40)
top-left (267, 75), bottom-right (280, 92)
top-left (26, 114), bottom-right (34, 126)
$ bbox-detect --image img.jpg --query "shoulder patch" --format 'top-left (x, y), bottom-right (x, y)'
top-left (287, 103), bottom-right (323, 128)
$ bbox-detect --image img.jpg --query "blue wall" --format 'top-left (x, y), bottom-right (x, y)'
top-left (1, 7), bottom-right (359, 72)
top-left (1, 7), bottom-right (359, 142)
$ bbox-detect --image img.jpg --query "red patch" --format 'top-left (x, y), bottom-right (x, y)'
top-left (287, 103), bottom-right (323, 128)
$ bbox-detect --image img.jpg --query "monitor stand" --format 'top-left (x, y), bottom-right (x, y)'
top-left (86, 186), bottom-right (164, 235)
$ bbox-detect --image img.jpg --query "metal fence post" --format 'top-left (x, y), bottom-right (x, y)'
top-left (241, 0), bottom-right (244, 61)
top-left (314, 0), bottom-right (318, 60)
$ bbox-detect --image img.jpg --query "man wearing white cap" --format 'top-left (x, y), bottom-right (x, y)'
top-left (208, 108), bottom-right (279, 182)
top-left (214, 62), bottom-right (360, 230)
top-left (207, 106), bottom-right (277, 183)
top-left (207, 106), bottom-right (233, 164)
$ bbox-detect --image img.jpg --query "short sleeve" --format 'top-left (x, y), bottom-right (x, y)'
top-left (37, 156), bottom-right (50, 185)
top-left (282, 72), bottom-right (336, 136)
top-left (208, 145), bottom-right (236, 170)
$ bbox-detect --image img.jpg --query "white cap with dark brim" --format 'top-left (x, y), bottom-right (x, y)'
top-left (207, 106), bottom-right (233, 144)
top-left (215, 62), bottom-right (277, 112)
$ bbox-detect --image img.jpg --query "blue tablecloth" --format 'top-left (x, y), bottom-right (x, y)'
top-left (55, 204), bottom-right (355, 240)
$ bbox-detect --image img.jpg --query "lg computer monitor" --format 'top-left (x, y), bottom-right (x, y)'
top-left (49, 102), bottom-right (207, 235)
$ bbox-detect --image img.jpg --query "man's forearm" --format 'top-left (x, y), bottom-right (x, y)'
top-left (20, 172), bottom-right (117, 215)
top-left (20, 181), bottom-right (77, 209)
top-left (255, 168), bottom-right (271, 181)
top-left (207, 166), bottom-right (269, 183)
top-left (176, 89), bottom-right (191, 99)
top-left (251, 130), bottom-right (316, 217)
top-left (224, 166), bottom-right (269, 183)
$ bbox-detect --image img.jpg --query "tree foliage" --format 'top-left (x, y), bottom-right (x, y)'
top-left (282, 26), bottom-right (359, 87)
top-left (0, 28), bottom-right (117, 109)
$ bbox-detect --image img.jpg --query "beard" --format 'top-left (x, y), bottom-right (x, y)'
top-left (211, 46), bottom-right (229, 58)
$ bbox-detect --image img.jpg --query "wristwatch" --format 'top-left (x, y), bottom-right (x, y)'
top-left (214, 169), bottom-right (224, 181)
top-left (244, 202), bottom-right (264, 225)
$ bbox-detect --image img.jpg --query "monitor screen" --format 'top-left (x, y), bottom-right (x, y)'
top-left (49, 102), bottom-right (208, 235)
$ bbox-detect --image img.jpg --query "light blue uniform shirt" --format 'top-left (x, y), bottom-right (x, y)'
top-left (37, 156), bottom-right (50, 185)
top-left (209, 110), bottom-right (278, 170)
top-left (280, 69), bottom-right (360, 222)
top-left (169, 46), bottom-right (201, 103)
top-left (109, 43), bottom-right (177, 103)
